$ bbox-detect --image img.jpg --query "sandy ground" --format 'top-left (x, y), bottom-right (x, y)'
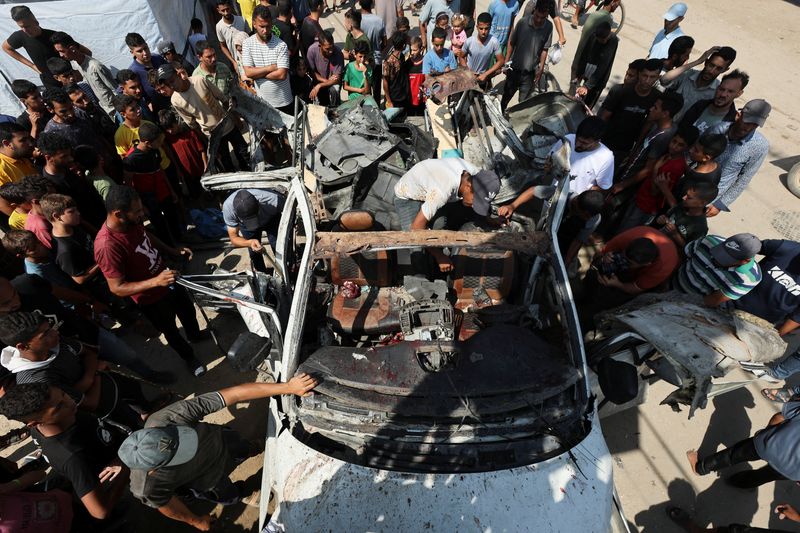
top-left (2, 0), bottom-right (800, 531)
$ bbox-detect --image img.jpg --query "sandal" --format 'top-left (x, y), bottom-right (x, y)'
top-left (666, 506), bottom-right (692, 529)
top-left (761, 387), bottom-right (794, 403)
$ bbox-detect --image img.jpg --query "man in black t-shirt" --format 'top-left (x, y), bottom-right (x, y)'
top-left (0, 383), bottom-right (130, 521)
top-left (11, 80), bottom-right (53, 141)
top-left (274, 0), bottom-right (299, 56)
top-left (598, 58), bottom-right (663, 169)
top-left (2, 6), bottom-right (60, 88)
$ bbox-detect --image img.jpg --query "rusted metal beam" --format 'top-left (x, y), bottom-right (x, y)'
top-left (313, 230), bottom-right (550, 258)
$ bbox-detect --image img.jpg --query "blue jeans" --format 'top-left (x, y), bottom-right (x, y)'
top-left (98, 328), bottom-right (156, 378)
top-left (767, 348), bottom-right (800, 380)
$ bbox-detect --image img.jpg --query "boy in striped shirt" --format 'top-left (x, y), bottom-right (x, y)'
top-left (674, 233), bottom-right (762, 307)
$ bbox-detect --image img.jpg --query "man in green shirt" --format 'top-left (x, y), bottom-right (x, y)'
top-left (191, 40), bottom-right (235, 95)
top-left (569, 0), bottom-right (620, 81)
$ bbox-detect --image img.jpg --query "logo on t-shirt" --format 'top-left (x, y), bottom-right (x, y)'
top-left (134, 233), bottom-right (161, 273)
top-left (768, 265), bottom-right (800, 296)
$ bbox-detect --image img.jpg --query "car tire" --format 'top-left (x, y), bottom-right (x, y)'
top-left (787, 162), bottom-right (800, 199)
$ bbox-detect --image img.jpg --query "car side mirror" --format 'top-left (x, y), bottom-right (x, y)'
top-left (597, 357), bottom-right (639, 405)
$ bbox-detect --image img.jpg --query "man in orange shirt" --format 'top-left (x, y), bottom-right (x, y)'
top-left (578, 226), bottom-right (680, 331)
top-left (0, 123), bottom-right (37, 229)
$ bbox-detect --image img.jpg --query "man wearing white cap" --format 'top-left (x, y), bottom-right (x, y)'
top-left (118, 373), bottom-right (317, 530)
top-left (648, 2), bottom-right (687, 60)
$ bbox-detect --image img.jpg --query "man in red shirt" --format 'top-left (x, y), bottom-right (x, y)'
top-left (578, 226), bottom-right (680, 331)
top-left (93, 185), bottom-right (208, 377)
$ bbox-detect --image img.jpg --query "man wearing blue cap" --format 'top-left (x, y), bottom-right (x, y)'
top-left (648, 2), bottom-right (687, 60)
top-left (118, 373), bottom-right (317, 530)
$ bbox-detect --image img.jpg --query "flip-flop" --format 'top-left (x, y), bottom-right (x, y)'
top-left (666, 506), bottom-right (692, 528)
top-left (761, 387), bottom-right (794, 403)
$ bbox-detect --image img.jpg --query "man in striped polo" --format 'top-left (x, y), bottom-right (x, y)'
top-left (674, 233), bottom-right (762, 307)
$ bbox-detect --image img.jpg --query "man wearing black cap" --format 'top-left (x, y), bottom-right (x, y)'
top-left (222, 188), bottom-right (286, 273)
top-left (674, 233), bottom-right (763, 307)
top-left (118, 373), bottom-right (317, 530)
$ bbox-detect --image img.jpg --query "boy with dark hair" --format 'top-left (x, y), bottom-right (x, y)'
top-left (50, 30), bottom-right (117, 116)
top-left (158, 110), bottom-right (207, 196)
top-left (19, 175), bottom-right (53, 245)
top-left (653, 182), bottom-right (717, 247)
top-left (406, 36), bottom-right (426, 115)
top-left (2, 229), bottom-right (76, 290)
top-left (657, 132), bottom-right (727, 212)
top-left (124, 32), bottom-right (167, 109)
top-left (383, 32), bottom-right (410, 110)
top-left (42, 89), bottom-right (115, 167)
top-left (273, 0), bottom-right (298, 56)
top-left (64, 84), bottom-right (116, 140)
top-left (73, 145), bottom-right (115, 201)
top-left (40, 194), bottom-right (98, 286)
top-left (343, 9), bottom-right (372, 62)
top-left (623, 58), bottom-right (647, 85)
top-left (115, 69), bottom-right (156, 122)
top-left (44, 57), bottom-right (100, 108)
top-left (0, 181), bottom-right (31, 230)
top-left (459, 12), bottom-right (505, 88)
top-left (423, 26), bottom-right (457, 76)
top-left (11, 80), bottom-right (52, 140)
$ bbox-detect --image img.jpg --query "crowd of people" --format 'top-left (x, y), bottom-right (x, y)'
top-left (0, 0), bottom-right (795, 531)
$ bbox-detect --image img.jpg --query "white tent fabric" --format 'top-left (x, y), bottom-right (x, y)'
top-left (0, 0), bottom-right (201, 116)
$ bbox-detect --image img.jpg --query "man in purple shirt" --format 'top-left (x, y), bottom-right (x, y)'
top-left (307, 32), bottom-right (344, 106)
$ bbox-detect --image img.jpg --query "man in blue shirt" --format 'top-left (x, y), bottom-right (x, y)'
top-left (648, 2), bottom-right (687, 59)
top-left (488, 0), bottom-right (520, 50)
top-left (422, 27), bottom-right (457, 75)
top-left (124, 33), bottom-right (168, 111)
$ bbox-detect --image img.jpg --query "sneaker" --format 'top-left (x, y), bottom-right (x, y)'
top-left (186, 357), bottom-right (207, 377)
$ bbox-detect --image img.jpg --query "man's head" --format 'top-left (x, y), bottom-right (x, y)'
top-left (0, 123), bottom-right (34, 159)
top-left (391, 31), bottom-right (408, 54)
top-left (11, 80), bottom-right (46, 112)
top-left (594, 21), bottom-right (612, 43)
top-left (730, 98), bottom-right (771, 139)
top-left (40, 193), bottom-right (80, 227)
top-left (458, 170), bottom-right (500, 217)
top-left (662, 2), bottom-right (687, 32)
top-left (2, 230), bottom-right (49, 263)
top-left (125, 33), bottom-right (152, 65)
top-left (0, 384), bottom-right (76, 428)
top-left (318, 31), bottom-right (335, 57)
top-left (118, 425), bottom-right (199, 471)
top-left (217, 0), bottom-right (235, 21)
top-left (72, 144), bottom-right (102, 174)
top-left (37, 131), bottom-right (73, 170)
top-left (0, 277), bottom-right (21, 315)
top-left (668, 124), bottom-right (699, 156)
top-left (710, 233), bottom-right (761, 267)
top-left (252, 5), bottom-right (274, 42)
top-left (190, 17), bottom-right (204, 33)
top-left (45, 57), bottom-right (78, 87)
top-left (681, 182), bottom-right (718, 210)
top-left (156, 64), bottom-right (189, 93)
top-left (345, 8), bottom-right (362, 30)
top-left (359, 0), bottom-right (374, 12)
top-left (666, 35), bottom-right (694, 68)
top-left (277, 0), bottom-right (293, 19)
top-left (232, 190), bottom-right (266, 231)
top-left (637, 59), bottom-right (663, 91)
top-left (396, 15), bottom-right (411, 34)
top-left (0, 182), bottom-right (28, 212)
top-left (647, 91), bottom-right (684, 122)
top-left (112, 94), bottom-right (141, 124)
top-left (574, 189), bottom-right (605, 219)
top-left (624, 237), bottom-right (659, 268)
top-left (10, 6), bottom-right (41, 37)
top-left (531, 0), bottom-right (550, 25)
top-left (714, 69), bottom-right (748, 109)
top-left (63, 84), bottom-right (91, 111)
top-left (476, 12), bottom-right (492, 40)
top-left (117, 69), bottom-right (144, 98)
top-left (105, 185), bottom-right (145, 227)
top-left (309, 0), bottom-right (325, 16)
top-left (431, 27), bottom-right (447, 54)
top-left (624, 59), bottom-right (647, 85)
top-left (689, 133), bottom-right (729, 164)
top-left (195, 40), bottom-right (217, 71)
top-left (574, 116), bottom-right (606, 152)
top-left (43, 89), bottom-right (76, 123)
top-left (50, 31), bottom-right (82, 62)
top-left (700, 47), bottom-right (736, 84)
top-left (602, 0), bottom-right (621, 12)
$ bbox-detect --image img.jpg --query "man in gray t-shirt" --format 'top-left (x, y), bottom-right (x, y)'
top-left (500, 4), bottom-right (552, 110)
top-left (119, 374), bottom-right (317, 530)
top-left (222, 188), bottom-right (286, 273)
top-left (360, 0), bottom-right (387, 103)
top-left (459, 12), bottom-right (505, 87)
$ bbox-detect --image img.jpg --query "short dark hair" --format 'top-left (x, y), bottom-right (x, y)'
top-left (138, 122), bottom-right (161, 143)
top-left (63, 83), bottom-right (85, 98)
top-left (657, 91), bottom-right (684, 118)
top-left (595, 21), bottom-right (612, 39)
top-left (477, 12), bottom-right (492, 25)
top-left (112, 94), bottom-right (139, 113)
top-left (73, 145), bottom-right (100, 171)
top-left (575, 116), bottom-right (606, 141)
top-left (10, 6), bottom-right (34, 22)
top-left (0, 182), bottom-right (26, 205)
top-left (0, 383), bottom-right (51, 422)
top-left (1, 231), bottom-right (40, 258)
top-left (686, 182), bottom-right (718, 204)
top-left (190, 17), bottom-right (203, 31)
top-left (396, 15), bottom-right (410, 29)
top-left (345, 8), bottom-right (362, 27)
top-left (46, 57), bottom-right (72, 76)
top-left (721, 69), bottom-right (749, 90)
top-left (19, 175), bottom-right (51, 203)
top-left (674, 123), bottom-right (699, 147)
top-left (43, 89), bottom-right (71, 107)
top-left (277, 0), bottom-right (293, 17)
top-left (105, 185), bottom-right (139, 214)
top-left (431, 27), bottom-right (447, 41)
top-left (359, 0), bottom-right (374, 10)
top-left (667, 35), bottom-right (694, 59)
top-left (253, 4), bottom-right (273, 20)
top-left (352, 39), bottom-right (370, 55)
top-left (36, 131), bottom-right (71, 156)
top-left (158, 109), bottom-right (180, 130)
top-left (391, 31), bottom-right (407, 51)
top-left (116, 69), bottom-right (139, 86)
top-left (216, 0), bottom-right (233, 5)
top-left (49, 31), bottom-right (78, 49)
top-left (643, 58), bottom-right (663, 72)
top-left (0, 122), bottom-right (27, 144)
top-left (697, 133), bottom-right (728, 159)
top-left (11, 80), bottom-right (38, 99)
top-left (125, 33), bottom-right (147, 49)
top-left (534, 0), bottom-right (553, 13)
top-left (318, 31), bottom-right (335, 46)
top-left (194, 40), bottom-right (214, 55)
top-left (627, 58), bottom-right (647, 72)
top-left (709, 46), bottom-right (736, 64)
top-left (576, 190), bottom-right (605, 216)
top-left (625, 237), bottom-right (659, 265)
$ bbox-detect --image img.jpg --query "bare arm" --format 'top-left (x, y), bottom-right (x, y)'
top-left (105, 270), bottom-right (175, 298)
top-left (552, 15), bottom-right (566, 45)
top-left (227, 225), bottom-right (262, 252)
top-left (779, 319), bottom-right (800, 337)
top-left (218, 373), bottom-right (318, 405)
top-left (158, 496), bottom-right (214, 530)
top-left (219, 42), bottom-right (237, 68)
top-left (79, 467), bottom-right (130, 520)
top-left (482, 52), bottom-right (505, 79)
top-left (660, 46), bottom-right (719, 85)
top-left (2, 40), bottom-right (39, 73)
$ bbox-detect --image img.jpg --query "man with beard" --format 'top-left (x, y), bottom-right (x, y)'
top-left (50, 31), bottom-right (118, 117)
top-left (64, 84), bottom-right (117, 140)
top-left (216, 0), bottom-right (249, 69)
top-left (0, 123), bottom-right (35, 187)
top-left (242, 6), bottom-right (293, 114)
top-left (124, 33), bottom-right (169, 111)
top-left (679, 70), bottom-right (747, 134)
top-left (93, 185), bottom-right (208, 377)
top-left (42, 90), bottom-right (116, 169)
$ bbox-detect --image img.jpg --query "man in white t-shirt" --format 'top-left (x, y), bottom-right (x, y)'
top-left (498, 116), bottom-right (613, 218)
top-left (216, 0), bottom-right (250, 68)
top-left (394, 158), bottom-right (500, 271)
top-left (241, 6), bottom-right (294, 114)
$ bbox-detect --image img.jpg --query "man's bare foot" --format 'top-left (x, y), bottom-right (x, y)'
top-left (686, 450), bottom-right (700, 475)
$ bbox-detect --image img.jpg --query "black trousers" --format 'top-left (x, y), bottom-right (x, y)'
top-left (501, 69), bottom-right (535, 110)
top-left (577, 269), bottom-right (638, 332)
top-left (218, 127), bottom-right (250, 172)
top-left (371, 64), bottom-right (383, 104)
top-left (138, 286), bottom-right (201, 362)
top-left (696, 436), bottom-right (788, 488)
